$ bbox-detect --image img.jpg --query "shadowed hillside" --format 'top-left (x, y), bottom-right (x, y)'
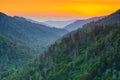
top-left (0, 12), bottom-right (68, 79)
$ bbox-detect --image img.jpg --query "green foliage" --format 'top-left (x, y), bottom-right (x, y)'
top-left (2, 24), bottom-right (120, 80)
top-left (0, 34), bottom-right (33, 79)
top-left (1, 10), bottom-right (120, 80)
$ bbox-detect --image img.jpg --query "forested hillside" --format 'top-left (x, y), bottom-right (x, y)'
top-left (2, 10), bottom-right (120, 80)
top-left (0, 34), bottom-right (33, 79)
top-left (0, 12), bottom-right (68, 53)
top-left (0, 34), bottom-right (32, 65)
top-left (0, 12), bottom-right (68, 79)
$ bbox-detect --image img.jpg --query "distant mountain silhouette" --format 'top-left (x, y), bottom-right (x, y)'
top-left (64, 16), bottom-right (104, 31)
top-left (13, 16), bottom-right (46, 25)
top-left (44, 20), bottom-right (76, 28)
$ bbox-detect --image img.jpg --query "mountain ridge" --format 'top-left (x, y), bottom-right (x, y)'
top-left (64, 16), bottom-right (104, 31)
top-left (0, 12), bottom-right (68, 53)
top-left (0, 12), bottom-right (68, 79)
top-left (44, 20), bottom-right (76, 28)
top-left (2, 9), bottom-right (120, 80)
top-left (83, 9), bottom-right (120, 30)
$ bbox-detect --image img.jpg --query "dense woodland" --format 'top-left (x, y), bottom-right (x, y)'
top-left (0, 12), bottom-right (67, 80)
top-left (0, 10), bottom-right (120, 80)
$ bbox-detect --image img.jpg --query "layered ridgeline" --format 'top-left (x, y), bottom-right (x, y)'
top-left (44, 20), bottom-right (76, 28)
top-left (0, 12), bottom-right (68, 79)
top-left (64, 16), bottom-right (104, 31)
top-left (3, 10), bottom-right (120, 80)
top-left (0, 13), bottom-right (68, 53)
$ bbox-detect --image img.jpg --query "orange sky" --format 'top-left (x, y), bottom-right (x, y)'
top-left (0, 0), bottom-right (120, 21)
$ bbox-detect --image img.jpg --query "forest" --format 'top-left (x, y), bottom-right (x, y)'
top-left (0, 10), bottom-right (120, 80)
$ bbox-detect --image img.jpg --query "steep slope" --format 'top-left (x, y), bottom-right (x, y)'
top-left (13, 16), bottom-right (46, 25)
top-left (65, 16), bottom-right (104, 31)
top-left (0, 12), bottom-right (68, 79)
top-left (83, 9), bottom-right (120, 30)
top-left (0, 12), bottom-right (68, 53)
top-left (3, 10), bottom-right (120, 80)
top-left (95, 9), bottom-right (120, 25)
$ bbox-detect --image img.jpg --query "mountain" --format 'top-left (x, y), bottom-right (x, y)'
top-left (0, 12), bottom-right (68, 53)
top-left (3, 10), bottom-right (120, 80)
top-left (13, 16), bottom-right (68, 37)
top-left (83, 10), bottom-right (120, 32)
top-left (44, 20), bottom-right (76, 28)
top-left (65, 16), bottom-right (104, 31)
top-left (0, 12), bottom-right (68, 79)
top-left (13, 16), bottom-right (46, 25)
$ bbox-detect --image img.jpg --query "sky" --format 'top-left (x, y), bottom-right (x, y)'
top-left (0, 0), bottom-right (120, 21)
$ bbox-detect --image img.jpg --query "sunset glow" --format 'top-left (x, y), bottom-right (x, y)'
top-left (0, 0), bottom-right (120, 21)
